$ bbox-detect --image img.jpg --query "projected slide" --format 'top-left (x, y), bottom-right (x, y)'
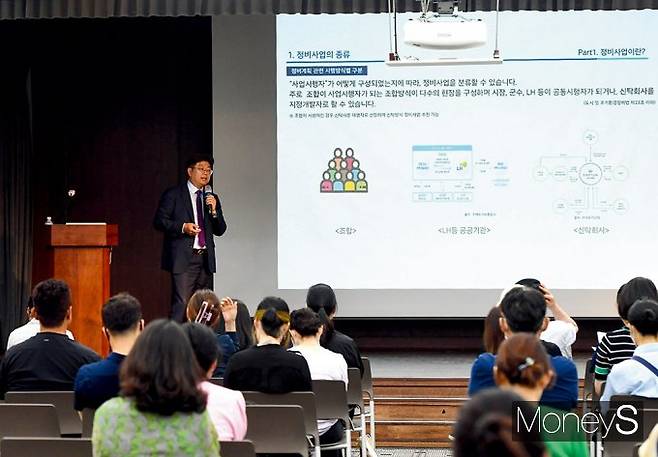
top-left (276, 11), bottom-right (658, 290)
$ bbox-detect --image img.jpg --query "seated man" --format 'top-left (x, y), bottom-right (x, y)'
top-left (601, 298), bottom-right (658, 406)
top-left (469, 286), bottom-right (578, 410)
top-left (6, 296), bottom-right (74, 350)
top-left (516, 278), bottom-right (579, 359)
top-left (74, 293), bottom-right (143, 410)
top-left (0, 279), bottom-right (100, 397)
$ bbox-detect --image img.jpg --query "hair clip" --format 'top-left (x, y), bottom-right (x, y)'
top-left (195, 300), bottom-right (214, 325)
top-left (517, 357), bottom-right (535, 372)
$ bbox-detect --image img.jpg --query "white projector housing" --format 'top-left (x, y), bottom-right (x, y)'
top-left (403, 19), bottom-right (487, 49)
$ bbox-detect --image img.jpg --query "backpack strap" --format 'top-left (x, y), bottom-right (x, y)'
top-left (632, 355), bottom-right (658, 377)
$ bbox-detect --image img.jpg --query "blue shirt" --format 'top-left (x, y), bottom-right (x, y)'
top-left (213, 332), bottom-right (240, 377)
top-left (601, 343), bottom-right (658, 405)
top-left (74, 352), bottom-right (125, 410)
top-left (468, 352), bottom-right (579, 410)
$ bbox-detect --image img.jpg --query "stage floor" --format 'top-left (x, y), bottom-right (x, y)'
top-left (364, 351), bottom-right (590, 378)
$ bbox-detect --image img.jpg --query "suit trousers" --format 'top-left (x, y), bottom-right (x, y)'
top-left (170, 251), bottom-right (212, 322)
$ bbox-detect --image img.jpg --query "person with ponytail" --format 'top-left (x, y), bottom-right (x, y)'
top-left (601, 298), bottom-right (658, 403)
top-left (223, 296), bottom-right (312, 393)
top-left (186, 289), bottom-right (240, 376)
top-left (494, 334), bottom-right (588, 457)
top-left (306, 283), bottom-right (364, 374)
top-left (289, 308), bottom-right (348, 453)
top-left (453, 388), bottom-right (546, 457)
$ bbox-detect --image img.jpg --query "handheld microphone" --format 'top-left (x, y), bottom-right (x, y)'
top-left (203, 185), bottom-right (214, 212)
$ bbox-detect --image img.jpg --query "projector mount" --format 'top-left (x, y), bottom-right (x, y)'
top-left (387, 0), bottom-right (502, 65)
top-left (420, 0), bottom-right (462, 19)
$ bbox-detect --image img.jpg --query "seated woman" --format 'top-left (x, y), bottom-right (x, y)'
top-left (494, 333), bottom-right (588, 457)
top-left (289, 308), bottom-right (348, 451)
top-left (453, 388), bottom-right (546, 457)
top-left (306, 283), bottom-right (363, 374)
top-left (601, 298), bottom-right (658, 404)
top-left (223, 296), bottom-right (312, 393)
top-left (183, 322), bottom-right (247, 441)
top-left (216, 298), bottom-right (254, 349)
top-left (92, 319), bottom-right (218, 456)
top-left (483, 306), bottom-right (505, 354)
top-left (595, 277), bottom-right (657, 394)
top-left (186, 289), bottom-right (240, 376)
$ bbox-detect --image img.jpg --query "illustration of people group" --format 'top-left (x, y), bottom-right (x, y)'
top-left (320, 147), bottom-right (368, 193)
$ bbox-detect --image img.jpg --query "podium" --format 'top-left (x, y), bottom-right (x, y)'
top-left (45, 224), bottom-right (118, 355)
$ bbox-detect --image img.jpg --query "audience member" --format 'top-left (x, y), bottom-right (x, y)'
top-left (307, 283), bottom-right (364, 374)
top-left (495, 334), bottom-right (588, 457)
top-left (0, 279), bottom-right (99, 397)
top-left (290, 308), bottom-right (348, 452)
top-left (186, 289), bottom-right (240, 376)
top-left (601, 298), bottom-right (658, 403)
top-left (6, 295), bottom-right (74, 349)
top-left (483, 306), bottom-right (504, 353)
top-left (453, 388), bottom-right (546, 457)
top-left (595, 277), bottom-right (658, 394)
top-left (223, 296), bottom-right (312, 393)
top-left (92, 319), bottom-right (218, 456)
top-left (516, 279), bottom-right (579, 359)
top-left (469, 286), bottom-right (578, 410)
top-left (182, 322), bottom-right (247, 441)
top-left (74, 293), bottom-right (143, 410)
top-left (216, 298), bottom-right (254, 349)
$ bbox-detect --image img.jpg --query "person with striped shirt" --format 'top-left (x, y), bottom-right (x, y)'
top-left (601, 298), bottom-right (658, 409)
top-left (595, 277), bottom-right (658, 395)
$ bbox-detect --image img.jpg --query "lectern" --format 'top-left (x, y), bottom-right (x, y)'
top-left (46, 224), bottom-right (118, 355)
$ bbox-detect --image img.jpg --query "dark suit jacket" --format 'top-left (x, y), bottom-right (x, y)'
top-left (153, 183), bottom-right (227, 274)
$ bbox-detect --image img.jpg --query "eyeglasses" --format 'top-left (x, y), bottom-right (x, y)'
top-left (193, 167), bottom-right (213, 175)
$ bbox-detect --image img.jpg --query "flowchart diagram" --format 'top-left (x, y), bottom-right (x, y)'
top-left (411, 145), bottom-right (509, 203)
top-left (532, 130), bottom-right (629, 216)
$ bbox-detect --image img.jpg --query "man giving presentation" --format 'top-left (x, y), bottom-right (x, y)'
top-left (154, 155), bottom-right (227, 321)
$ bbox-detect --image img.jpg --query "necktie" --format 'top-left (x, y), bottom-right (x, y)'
top-left (195, 190), bottom-right (206, 248)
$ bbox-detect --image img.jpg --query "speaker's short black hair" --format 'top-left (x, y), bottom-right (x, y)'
top-left (500, 286), bottom-right (546, 333)
top-left (185, 154), bottom-right (214, 169)
top-left (33, 279), bottom-right (71, 328)
top-left (102, 293), bottom-right (143, 334)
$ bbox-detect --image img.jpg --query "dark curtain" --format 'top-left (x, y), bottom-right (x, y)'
top-left (0, 0), bottom-right (655, 18)
top-left (0, 25), bottom-right (33, 353)
top-left (0, 16), bottom-right (213, 333)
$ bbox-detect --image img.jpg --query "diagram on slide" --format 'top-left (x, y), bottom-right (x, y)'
top-left (320, 147), bottom-right (368, 193)
top-left (411, 145), bottom-right (509, 203)
top-left (532, 130), bottom-right (629, 216)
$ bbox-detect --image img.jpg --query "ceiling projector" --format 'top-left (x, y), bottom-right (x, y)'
top-left (403, 18), bottom-right (487, 49)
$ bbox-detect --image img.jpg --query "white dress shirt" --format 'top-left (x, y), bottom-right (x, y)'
top-left (187, 180), bottom-right (206, 250)
top-left (541, 320), bottom-right (578, 359)
top-left (6, 318), bottom-right (75, 350)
